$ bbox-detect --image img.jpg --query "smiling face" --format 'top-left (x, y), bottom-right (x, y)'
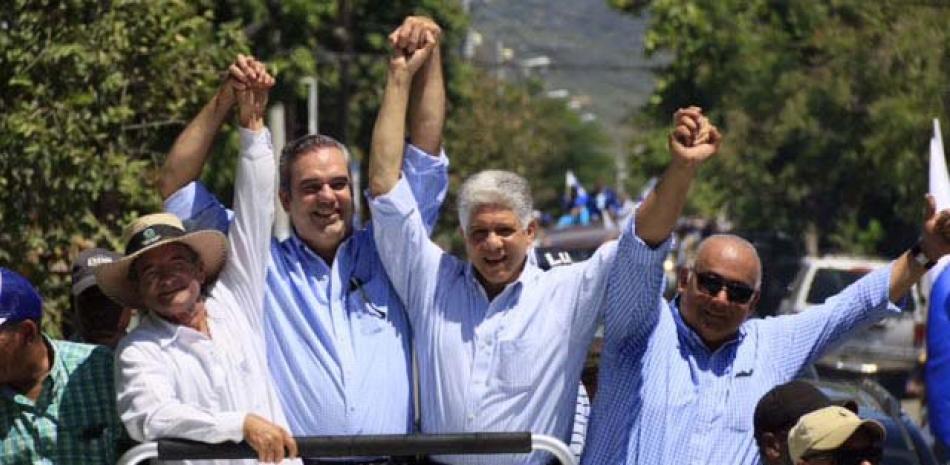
top-left (132, 243), bottom-right (206, 325)
top-left (280, 147), bottom-right (353, 261)
top-left (463, 204), bottom-right (536, 298)
top-left (678, 235), bottom-right (761, 350)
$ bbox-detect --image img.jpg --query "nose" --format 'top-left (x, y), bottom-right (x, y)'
top-left (316, 183), bottom-right (336, 202)
top-left (711, 287), bottom-right (730, 303)
top-left (483, 232), bottom-right (503, 249)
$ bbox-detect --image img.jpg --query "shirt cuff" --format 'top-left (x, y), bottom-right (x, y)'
top-left (405, 143), bottom-right (449, 170)
top-left (624, 205), bottom-right (674, 262)
top-left (868, 263), bottom-right (903, 315)
top-left (368, 176), bottom-right (416, 214)
top-left (239, 127), bottom-right (273, 160)
top-left (217, 412), bottom-right (248, 443)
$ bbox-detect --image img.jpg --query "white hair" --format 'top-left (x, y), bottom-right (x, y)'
top-left (457, 170), bottom-right (534, 234)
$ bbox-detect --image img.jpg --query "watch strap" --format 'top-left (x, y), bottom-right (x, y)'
top-left (911, 242), bottom-right (936, 270)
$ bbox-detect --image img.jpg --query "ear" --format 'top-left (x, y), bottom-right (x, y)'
top-left (524, 219), bottom-right (538, 241)
top-left (16, 320), bottom-right (40, 345)
top-left (677, 267), bottom-right (691, 293)
top-left (279, 189), bottom-right (291, 213)
top-left (760, 432), bottom-right (783, 463)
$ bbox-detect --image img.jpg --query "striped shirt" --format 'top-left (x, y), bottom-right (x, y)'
top-left (581, 219), bottom-right (900, 465)
top-left (1, 337), bottom-right (125, 465)
top-left (165, 145), bottom-right (448, 436)
top-left (368, 177), bottom-right (670, 465)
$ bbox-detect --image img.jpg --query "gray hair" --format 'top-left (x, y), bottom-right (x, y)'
top-left (279, 134), bottom-right (351, 194)
top-left (457, 170), bottom-right (534, 234)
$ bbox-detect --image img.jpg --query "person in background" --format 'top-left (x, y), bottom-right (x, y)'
top-left (69, 248), bottom-right (133, 349)
top-left (753, 380), bottom-right (836, 465)
top-left (788, 406), bottom-right (884, 465)
top-left (0, 267), bottom-right (127, 464)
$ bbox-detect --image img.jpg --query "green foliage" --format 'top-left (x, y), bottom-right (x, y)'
top-left (0, 0), bottom-right (247, 335)
top-left (616, 0), bottom-right (950, 255)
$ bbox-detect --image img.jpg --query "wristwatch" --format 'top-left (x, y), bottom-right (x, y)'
top-left (910, 241), bottom-right (937, 270)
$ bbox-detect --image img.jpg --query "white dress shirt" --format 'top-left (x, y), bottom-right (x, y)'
top-left (116, 128), bottom-right (299, 465)
top-left (368, 177), bottom-right (669, 465)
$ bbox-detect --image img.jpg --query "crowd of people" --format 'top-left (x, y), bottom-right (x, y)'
top-left (4, 15), bottom-right (950, 465)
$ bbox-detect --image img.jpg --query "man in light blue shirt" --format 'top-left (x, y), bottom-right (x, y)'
top-left (161, 17), bottom-right (448, 443)
top-left (581, 174), bottom-right (950, 462)
top-left (368, 76), bottom-right (721, 465)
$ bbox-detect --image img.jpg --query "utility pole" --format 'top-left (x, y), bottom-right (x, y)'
top-left (337, 0), bottom-right (353, 145)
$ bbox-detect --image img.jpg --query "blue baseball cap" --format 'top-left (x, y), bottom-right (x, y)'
top-left (0, 268), bottom-right (43, 325)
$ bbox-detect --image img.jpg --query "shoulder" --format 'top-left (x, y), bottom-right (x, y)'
top-left (53, 339), bottom-right (109, 369)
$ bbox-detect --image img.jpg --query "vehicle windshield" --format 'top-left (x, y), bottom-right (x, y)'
top-left (806, 268), bottom-right (866, 304)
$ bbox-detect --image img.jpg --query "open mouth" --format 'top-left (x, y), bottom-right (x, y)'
top-left (311, 211), bottom-right (340, 223)
top-left (157, 284), bottom-right (188, 302)
top-left (483, 256), bottom-right (506, 268)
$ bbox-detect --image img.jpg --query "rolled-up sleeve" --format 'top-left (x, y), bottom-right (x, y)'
top-left (769, 264), bottom-right (899, 375)
top-left (603, 212), bottom-right (673, 348)
top-left (368, 176), bottom-right (445, 323)
top-left (402, 144), bottom-right (449, 234)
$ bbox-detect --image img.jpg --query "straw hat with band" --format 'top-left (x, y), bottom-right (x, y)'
top-left (94, 213), bottom-right (227, 309)
top-left (788, 405), bottom-right (885, 463)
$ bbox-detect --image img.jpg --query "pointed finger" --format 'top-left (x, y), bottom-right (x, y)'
top-left (927, 194), bottom-right (937, 220)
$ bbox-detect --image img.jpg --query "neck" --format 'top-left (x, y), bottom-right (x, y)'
top-left (159, 300), bottom-right (211, 337)
top-left (8, 337), bottom-right (52, 401)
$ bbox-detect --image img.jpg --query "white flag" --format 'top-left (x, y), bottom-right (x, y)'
top-left (926, 118), bottom-right (950, 286)
top-left (931, 118), bottom-right (950, 210)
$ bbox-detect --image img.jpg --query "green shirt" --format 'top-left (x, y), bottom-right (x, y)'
top-left (1, 337), bottom-right (126, 464)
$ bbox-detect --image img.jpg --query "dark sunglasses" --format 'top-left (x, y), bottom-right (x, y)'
top-left (693, 271), bottom-right (756, 304)
top-left (803, 444), bottom-right (883, 465)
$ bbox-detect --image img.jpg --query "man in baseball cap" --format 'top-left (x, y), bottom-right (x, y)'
top-left (69, 248), bottom-right (132, 348)
top-left (754, 380), bottom-right (836, 465)
top-left (788, 405), bottom-right (885, 465)
top-left (0, 267), bottom-right (126, 464)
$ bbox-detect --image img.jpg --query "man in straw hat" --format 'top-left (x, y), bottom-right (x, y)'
top-left (96, 56), bottom-right (299, 464)
top-left (158, 16), bottom-right (448, 448)
top-left (788, 406), bottom-right (885, 465)
top-left (0, 267), bottom-right (127, 464)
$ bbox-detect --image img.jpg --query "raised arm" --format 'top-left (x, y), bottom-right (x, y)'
top-left (770, 195), bottom-right (950, 375)
top-left (635, 106), bottom-right (721, 247)
top-left (890, 195), bottom-right (950, 301)
top-left (369, 26), bottom-right (436, 197)
top-left (392, 16), bottom-right (445, 155)
top-left (158, 55), bottom-right (262, 199)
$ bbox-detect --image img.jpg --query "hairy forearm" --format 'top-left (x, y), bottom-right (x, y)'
top-left (370, 69), bottom-right (413, 196)
top-left (159, 87), bottom-right (234, 199)
top-left (635, 159), bottom-right (697, 247)
top-left (408, 47), bottom-right (444, 155)
top-left (889, 251), bottom-right (926, 303)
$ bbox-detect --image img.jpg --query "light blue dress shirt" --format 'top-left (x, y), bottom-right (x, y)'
top-left (581, 220), bottom-right (901, 465)
top-left (368, 177), bottom-right (670, 465)
top-left (165, 145), bottom-right (448, 436)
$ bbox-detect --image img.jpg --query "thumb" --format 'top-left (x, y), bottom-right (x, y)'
top-left (926, 194), bottom-right (937, 221)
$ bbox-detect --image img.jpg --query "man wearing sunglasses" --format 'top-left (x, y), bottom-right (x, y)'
top-left (581, 143), bottom-right (950, 464)
top-left (788, 406), bottom-right (885, 465)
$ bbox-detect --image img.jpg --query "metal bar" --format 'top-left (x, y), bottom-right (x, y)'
top-left (116, 433), bottom-right (576, 465)
top-left (115, 442), bottom-right (157, 465)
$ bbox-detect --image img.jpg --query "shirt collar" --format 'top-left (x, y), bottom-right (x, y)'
top-left (464, 256), bottom-right (542, 302)
top-left (144, 311), bottom-right (209, 349)
top-left (286, 227), bottom-right (356, 270)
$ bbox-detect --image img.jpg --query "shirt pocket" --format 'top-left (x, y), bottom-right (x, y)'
top-left (347, 278), bottom-right (391, 335)
top-left (494, 339), bottom-right (540, 391)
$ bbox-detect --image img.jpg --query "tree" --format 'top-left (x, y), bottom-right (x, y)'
top-left (0, 0), bottom-right (247, 334)
top-left (613, 0), bottom-right (950, 256)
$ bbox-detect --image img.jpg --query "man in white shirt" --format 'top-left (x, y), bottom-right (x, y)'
top-left (95, 56), bottom-right (298, 464)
